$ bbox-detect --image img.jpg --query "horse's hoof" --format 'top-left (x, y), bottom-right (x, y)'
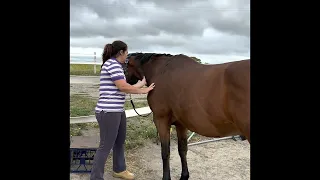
top-left (239, 135), bottom-right (246, 141)
top-left (180, 175), bottom-right (189, 180)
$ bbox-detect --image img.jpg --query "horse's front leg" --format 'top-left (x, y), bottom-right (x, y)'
top-left (155, 117), bottom-right (172, 180)
top-left (176, 124), bottom-right (189, 180)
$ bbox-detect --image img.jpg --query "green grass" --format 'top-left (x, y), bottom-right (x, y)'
top-left (70, 94), bottom-right (148, 117)
top-left (70, 94), bottom-right (149, 140)
top-left (125, 118), bottom-right (197, 150)
top-left (69, 94), bottom-right (200, 150)
top-left (70, 94), bottom-right (97, 117)
top-left (69, 94), bottom-right (155, 150)
top-left (70, 123), bottom-right (89, 136)
top-left (70, 64), bottom-right (101, 76)
top-left (70, 115), bottom-right (157, 150)
top-left (125, 115), bottom-right (157, 149)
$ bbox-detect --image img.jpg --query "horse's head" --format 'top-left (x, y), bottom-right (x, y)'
top-left (122, 52), bottom-right (146, 85)
top-left (123, 52), bottom-right (174, 85)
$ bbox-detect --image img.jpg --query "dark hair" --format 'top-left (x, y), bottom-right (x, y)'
top-left (101, 40), bottom-right (128, 69)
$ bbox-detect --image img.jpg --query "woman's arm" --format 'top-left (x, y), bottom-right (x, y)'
top-left (103, 62), bottom-right (149, 94)
top-left (132, 82), bottom-right (145, 88)
top-left (114, 79), bottom-right (147, 94)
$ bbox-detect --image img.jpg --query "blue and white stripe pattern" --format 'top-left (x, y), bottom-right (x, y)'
top-left (95, 58), bottom-right (126, 113)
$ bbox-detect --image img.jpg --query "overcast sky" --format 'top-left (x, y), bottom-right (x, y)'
top-left (70, 0), bottom-right (250, 64)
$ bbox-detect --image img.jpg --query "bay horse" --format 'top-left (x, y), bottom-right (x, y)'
top-left (123, 53), bottom-right (250, 180)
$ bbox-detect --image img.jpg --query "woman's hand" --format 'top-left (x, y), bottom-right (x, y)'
top-left (140, 83), bottom-right (155, 94)
top-left (140, 76), bottom-right (146, 86)
top-left (133, 76), bottom-right (147, 88)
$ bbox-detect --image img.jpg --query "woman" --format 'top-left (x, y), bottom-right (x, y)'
top-left (90, 40), bottom-right (155, 180)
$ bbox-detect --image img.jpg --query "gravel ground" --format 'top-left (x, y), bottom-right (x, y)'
top-left (70, 127), bottom-right (250, 180)
top-left (70, 138), bottom-right (250, 180)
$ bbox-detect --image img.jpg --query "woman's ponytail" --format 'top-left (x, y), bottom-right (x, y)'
top-left (101, 44), bottom-right (113, 69)
top-left (100, 41), bottom-right (127, 70)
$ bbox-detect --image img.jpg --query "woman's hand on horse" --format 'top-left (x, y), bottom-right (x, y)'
top-left (141, 83), bottom-right (155, 94)
top-left (140, 76), bottom-right (146, 85)
top-left (133, 76), bottom-right (147, 88)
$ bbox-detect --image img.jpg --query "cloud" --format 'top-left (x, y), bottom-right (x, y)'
top-left (70, 0), bottom-right (250, 63)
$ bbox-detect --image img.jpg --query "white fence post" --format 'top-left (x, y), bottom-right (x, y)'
top-left (94, 52), bottom-right (96, 74)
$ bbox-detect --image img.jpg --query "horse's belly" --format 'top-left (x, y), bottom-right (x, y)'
top-left (180, 115), bottom-right (240, 138)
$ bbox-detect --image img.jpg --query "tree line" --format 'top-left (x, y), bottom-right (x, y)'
top-left (190, 56), bottom-right (209, 64)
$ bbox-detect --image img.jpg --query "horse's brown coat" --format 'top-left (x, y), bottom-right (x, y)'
top-left (125, 53), bottom-right (250, 180)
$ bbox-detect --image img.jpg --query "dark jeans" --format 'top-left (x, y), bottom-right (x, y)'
top-left (90, 111), bottom-right (127, 180)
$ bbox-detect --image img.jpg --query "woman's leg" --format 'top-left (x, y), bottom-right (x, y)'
top-left (112, 111), bottom-right (127, 173)
top-left (90, 111), bottom-right (122, 180)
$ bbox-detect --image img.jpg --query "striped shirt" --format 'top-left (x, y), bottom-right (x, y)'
top-left (95, 58), bottom-right (126, 113)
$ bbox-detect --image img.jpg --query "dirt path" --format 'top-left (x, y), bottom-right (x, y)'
top-left (70, 139), bottom-right (250, 180)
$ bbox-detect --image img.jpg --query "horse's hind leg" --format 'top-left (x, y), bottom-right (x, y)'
top-left (155, 116), bottom-right (172, 180)
top-left (233, 106), bottom-right (250, 143)
top-left (239, 135), bottom-right (246, 141)
top-left (155, 129), bottom-right (160, 145)
top-left (175, 123), bottom-right (190, 180)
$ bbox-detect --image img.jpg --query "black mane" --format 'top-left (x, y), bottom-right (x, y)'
top-left (128, 52), bottom-right (177, 65)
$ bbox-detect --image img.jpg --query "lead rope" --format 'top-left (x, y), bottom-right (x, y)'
top-left (129, 94), bottom-right (153, 117)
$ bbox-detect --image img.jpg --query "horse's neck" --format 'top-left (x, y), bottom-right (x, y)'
top-left (142, 57), bottom-right (171, 83)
